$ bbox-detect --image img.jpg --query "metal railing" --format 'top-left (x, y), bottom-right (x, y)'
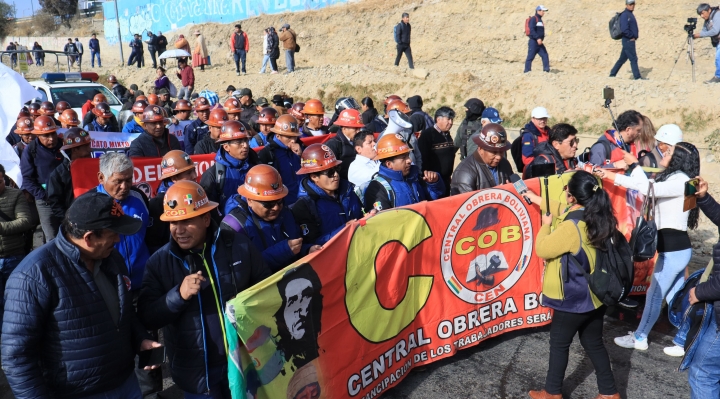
top-left (0, 50), bottom-right (82, 73)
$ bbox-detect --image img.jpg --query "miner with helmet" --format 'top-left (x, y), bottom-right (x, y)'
top-left (81, 93), bottom-right (106, 122)
top-left (20, 115), bottom-right (64, 240)
top-left (84, 102), bottom-right (119, 132)
top-left (12, 115), bottom-right (36, 159)
top-left (325, 108), bottom-right (365, 180)
top-left (199, 120), bottom-right (258, 213)
top-left (27, 102), bottom-right (42, 121)
top-left (290, 143), bottom-right (364, 246)
top-left (250, 107), bottom-right (278, 149)
top-left (289, 102), bottom-right (305, 125)
top-left (362, 133), bottom-right (444, 213)
top-left (258, 114), bottom-right (304, 205)
top-left (6, 109), bottom-right (31, 147)
top-left (127, 105), bottom-right (181, 157)
top-left (38, 101), bottom-right (61, 127)
top-left (222, 165), bottom-right (320, 271)
top-left (379, 99), bottom-right (422, 169)
top-left (223, 97), bottom-right (242, 121)
top-left (167, 100), bottom-right (193, 150)
top-left (301, 99), bottom-right (328, 136)
top-left (59, 109), bottom-right (81, 129)
top-left (108, 75), bottom-right (130, 103)
top-left (137, 180), bottom-right (270, 397)
top-left (47, 128), bottom-right (93, 230)
top-left (122, 98), bottom-right (149, 133)
top-left (450, 123), bottom-right (513, 195)
top-left (157, 87), bottom-right (174, 115)
top-left (194, 108), bottom-right (229, 155)
top-left (146, 150), bottom-right (198, 252)
top-left (55, 100), bottom-right (71, 115)
top-left (183, 96), bottom-right (211, 155)
top-left (81, 93), bottom-right (112, 128)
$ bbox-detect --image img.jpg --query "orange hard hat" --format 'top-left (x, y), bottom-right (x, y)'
top-left (142, 105), bottom-right (170, 124)
top-left (375, 133), bottom-right (411, 160)
top-left (270, 114), bottom-right (301, 137)
top-left (216, 120), bottom-right (249, 143)
top-left (335, 109), bottom-right (365, 128)
top-left (194, 97), bottom-right (211, 111)
top-left (297, 143), bottom-right (342, 175)
top-left (238, 164), bottom-right (288, 201)
top-left (223, 97), bottom-right (242, 114)
top-left (289, 102), bottom-right (305, 121)
top-left (55, 101), bottom-right (71, 113)
top-left (147, 94), bottom-right (159, 105)
top-left (92, 93), bottom-right (107, 105)
top-left (302, 99), bottom-right (325, 115)
top-left (107, 75), bottom-right (118, 84)
top-left (59, 109), bottom-right (80, 126)
top-left (39, 101), bottom-right (55, 116)
top-left (131, 99), bottom-right (149, 114)
top-left (14, 116), bottom-right (34, 134)
top-left (384, 95), bottom-right (402, 106)
top-left (91, 102), bottom-right (113, 119)
top-left (206, 108), bottom-right (229, 128)
top-left (385, 99), bottom-right (410, 115)
top-left (160, 180), bottom-right (218, 222)
top-left (27, 102), bottom-right (41, 116)
top-left (257, 107), bottom-right (279, 125)
top-left (173, 99), bottom-right (192, 112)
top-left (160, 150), bottom-right (195, 180)
top-left (32, 115), bottom-right (58, 134)
top-left (60, 128), bottom-right (91, 151)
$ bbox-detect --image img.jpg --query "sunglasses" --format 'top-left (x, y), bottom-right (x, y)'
top-left (563, 138), bottom-right (580, 146)
top-left (319, 166), bottom-right (340, 177)
top-left (258, 199), bottom-right (283, 209)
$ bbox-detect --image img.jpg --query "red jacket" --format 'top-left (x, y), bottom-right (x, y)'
top-left (176, 65), bottom-right (195, 87)
top-left (229, 31), bottom-right (250, 52)
top-left (81, 100), bottom-right (94, 119)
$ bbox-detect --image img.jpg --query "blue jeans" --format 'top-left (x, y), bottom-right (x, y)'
top-left (184, 366), bottom-right (230, 399)
top-left (260, 54), bottom-right (270, 72)
top-left (689, 316), bottom-right (720, 399)
top-left (233, 49), bottom-right (246, 73)
top-left (636, 249), bottom-right (693, 340)
top-left (80, 373), bottom-right (142, 399)
top-left (610, 37), bottom-right (641, 79)
top-left (284, 49), bottom-right (295, 72)
top-left (714, 45), bottom-right (720, 79)
top-left (91, 50), bottom-right (101, 67)
top-left (524, 39), bottom-right (549, 72)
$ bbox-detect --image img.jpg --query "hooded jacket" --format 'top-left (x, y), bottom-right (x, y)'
top-left (363, 164), bottom-right (444, 212)
top-left (450, 151), bottom-right (513, 195)
top-left (324, 132), bottom-right (355, 181)
top-left (258, 135), bottom-right (301, 205)
top-left (291, 178), bottom-right (363, 247)
top-left (137, 225), bottom-right (270, 394)
top-left (183, 118), bottom-right (209, 155)
top-left (82, 112), bottom-right (119, 132)
top-left (1, 228), bottom-right (149, 399)
top-left (20, 138), bottom-right (63, 201)
top-left (520, 120), bottom-right (550, 166)
top-left (407, 95), bottom-right (433, 133)
top-left (199, 147), bottom-right (254, 213)
top-left (128, 128), bottom-right (181, 158)
top-left (122, 117), bottom-right (145, 134)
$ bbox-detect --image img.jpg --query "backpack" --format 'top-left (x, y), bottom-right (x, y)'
top-left (356, 173), bottom-right (395, 209)
top-left (638, 150), bottom-right (657, 168)
top-left (393, 23), bottom-right (401, 44)
top-left (566, 210), bottom-right (634, 306)
top-left (510, 129), bottom-right (537, 172)
top-left (420, 112), bottom-right (434, 132)
top-left (609, 12), bottom-right (623, 40)
top-left (525, 16), bottom-right (533, 36)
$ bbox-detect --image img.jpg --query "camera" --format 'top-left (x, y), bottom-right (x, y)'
top-left (685, 17), bottom-right (698, 35)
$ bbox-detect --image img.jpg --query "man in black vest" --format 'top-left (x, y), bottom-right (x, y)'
top-left (230, 24), bottom-right (249, 76)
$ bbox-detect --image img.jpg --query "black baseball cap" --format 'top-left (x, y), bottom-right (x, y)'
top-left (238, 88), bottom-right (252, 97)
top-left (67, 192), bottom-right (142, 235)
top-left (256, 97), bottom-right (269, 107)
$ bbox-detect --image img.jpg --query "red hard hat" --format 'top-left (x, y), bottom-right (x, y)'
top-left (92, 93), bottom-right (107, 105)
top-left (147, 94), bottom-right (159, 105)
top-left (289, 102), bottom-right (305, 122)
top-left (384, 95), bottom-right (402, 106)
top-left (270, 114), bottom-right (300, 137)
top-left (237, 164), bottom-right (288, 201)
top-left (55, 101), bottom-right (71, 113)
top-left (216, 120), bottom-right (249, 143)
top-left (132, 99), bottom-right (149, 113)
top-left (59, 109), bottom-right (80, 126)
top-left (302, 99), bottom-right (325, 115)
top-left (206, 108), bottom-right (229, 127)
top-left (39, 101), bottom-right (55, 116)
top-left (257, 107), bottom-right (279, 125)
top-left (173, 100), bottom-right (192, 112)
top-left (141, 105), bottom-right (170, 124)
top-left (297, 143), bottom-right (342, 175)
top-left (91, 102), bottom-right (113, 119)
top-left (107, 75), bottom-right (118, 84)
top-left (32, 115), bottom-right (58, 134)
top-left (18, 108), bottom-right (31, 119)
top-left (194, 97), bottom-right (211, 111)
top-left (14, 116), bottom-right (34, 134)
top-left (385, 99), bottom-right (411, 115)
top-left (223, 98), bottom-right (242, 114)
top-left (136, 95), bottom-right (148, 102)
top-left (335, 109), bottom-right (365, 128)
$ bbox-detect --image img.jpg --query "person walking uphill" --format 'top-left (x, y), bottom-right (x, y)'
top-left (230, 24), bottom-right (250, 76)
top-left (610, 0), bottom-right (643, 80)
top-left (525, 5), bottom-right (550, 73)
top-left (394, 13), bottom-right (414, 69)
top-left (278, 24), bottom-right (297, 74)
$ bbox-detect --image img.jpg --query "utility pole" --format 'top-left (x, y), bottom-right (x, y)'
top-left (112, 0), bottom-right (123, 65)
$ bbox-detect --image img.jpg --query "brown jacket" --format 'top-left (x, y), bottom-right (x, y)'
top-left (450, 151), bottom-right (513, 195)
top-left (278, 29), bottom-right (297, 50)
top-left (0, 187), bottom-right (33, 257)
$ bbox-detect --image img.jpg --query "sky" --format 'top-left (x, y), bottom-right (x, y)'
top-left (11, 0), bottom-right (42, 18)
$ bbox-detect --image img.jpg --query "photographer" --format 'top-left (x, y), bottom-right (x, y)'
top-left (694, 4), bottom-right (720, 83)
top-left (278, 24), bottom-right (297, 74)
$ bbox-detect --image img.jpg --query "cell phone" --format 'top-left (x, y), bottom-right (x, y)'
top-left (138, 346), bottom-right (166, 369)
top-left (528, 163), bottom-right (556, 179)
top-left (603, 87), bottom-right (614, 101)
top-left (685, 178), bottom-right (699, 197)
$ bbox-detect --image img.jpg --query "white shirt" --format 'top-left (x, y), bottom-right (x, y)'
top-left (348, 154), bottom-right (380, 188)
top-left (614, 167), bottom-right (690, 231)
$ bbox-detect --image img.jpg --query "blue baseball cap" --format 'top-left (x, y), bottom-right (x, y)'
top-left (481, 107), bottom-right (503, 123)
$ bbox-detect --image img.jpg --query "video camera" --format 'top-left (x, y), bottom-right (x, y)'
top-left (685, 17), bottom-right (698, 35)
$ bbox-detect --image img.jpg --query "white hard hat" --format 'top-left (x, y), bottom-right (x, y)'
top-left (531, 107), bottom-right (550, 119)
top-left (654, 124), bottom-right (683, 146)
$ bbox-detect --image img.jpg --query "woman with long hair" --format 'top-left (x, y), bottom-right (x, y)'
top-left (154, 67), bottom-right (170, 92)
top-left (635, 114), bottom-right (656, 153)
top-left (595, 141), bottom-right (700, 355)
top-left (524, 170), bottom-right (620, 399)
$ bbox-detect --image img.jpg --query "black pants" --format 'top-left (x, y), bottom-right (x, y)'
top-left (395, 44), bottom-right (414, 68)
top-left (148, 48), bottom-right (158, 68)
top-left (132, 291), bottom-right (163, 396)
top-left (545, 307), bottom-right (617, 396)
top-left (270, 57), bottom-right (278, 72)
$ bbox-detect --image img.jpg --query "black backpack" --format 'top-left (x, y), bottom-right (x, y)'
top-left (566, 210), bottom-right (634, 306)
top-left (510, 129), bottom-right (537, 172)
top-left (609, 12), bottom-right (623, 40)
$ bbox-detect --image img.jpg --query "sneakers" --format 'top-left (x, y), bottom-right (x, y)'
top-left (271, 71), bottom-right (278, 74)
top-left (236, 71), bottom-right (240, 76)
top-left (528, 390), bottom-right (561, 399)
top-left (663, 345), bottom-right (685, 357)
top-left (617, 297), bottom-right (638, 308)
top-left (614, 331), bottom-right (648, 350)
top-left (705, 76), bottom-right (720, 84)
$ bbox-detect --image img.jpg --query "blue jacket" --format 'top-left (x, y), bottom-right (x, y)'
top-left (257, 136), bottom-right (302, 205)
top-left (528, 13), bottom-right (546, 40)
top-left (249, 132), bottom-right (267, 149)
top-left (1, 228), bottom-right (149, 399)
top-left (122, 117), bottom-right (145, 134)
top-left (88, 38), bottom-right (100, 52)
top-left (91, 185), bottom-right (150, 291)
top-left (695, 194), bottom-right (720, 326)
top-left (183, 119), bottom-right (210, 155)
top-left (221, 200), bottom-right (301, 272)
top-left (137, 225), bottom-right (270, 394)
top-left (20, 139), bottom-right (63, 201)
top-left (290, 178), bottom-right (363, 246)
top-left (85, 119), bottom-right (113, 132)
top-left (520, 120), bottom-right (550, 163)
top-left (199, 147), bottom-right (253, 213)
top-left (620, 9), bottom-right (639, 39)
top-left (362, 164), bottom-right (444, 212)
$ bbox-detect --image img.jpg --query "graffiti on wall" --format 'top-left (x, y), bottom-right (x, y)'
top-left (103, 0), bottom-right (348, 44)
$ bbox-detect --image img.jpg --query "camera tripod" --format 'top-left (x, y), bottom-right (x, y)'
top-left (668, 34), bottom-right (696, 82)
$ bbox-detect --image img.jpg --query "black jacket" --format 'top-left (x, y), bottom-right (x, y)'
top-left (397, 22), bottom-right (411, 45)
top-left (137, 225), bottom-right (270, 394)
top-left (523, 141), bottom-right (576, 179)
top-left (240, 103), bottom-right (257, 123)
top-left (128, 129), bottom-right (181, 157)
top-left (82, 112), bottom-right (120, 132)
top-left (194, 135), bottom-right (221, 155)
top-left (113, 84), bottom-right (130, 104)
top-left (46, 158), bottom-right (74, 219)
top-left (156, 35), bottom-right (168, 51)
top-left (450, 151), bottom-right (513, 195)
top-left (694, 194), bottom-right (720, 326)
top-left (324, 133), bottom-right (356, 181)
